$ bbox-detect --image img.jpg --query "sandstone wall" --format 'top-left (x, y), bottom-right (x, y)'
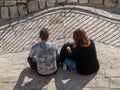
top-left (0, 0), bottom-right (119, 20)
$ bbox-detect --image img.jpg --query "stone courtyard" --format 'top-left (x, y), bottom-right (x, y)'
top-left (0, 1), bottom-right (120, 90)
top-left (0, 40), bottom-right (120, 90)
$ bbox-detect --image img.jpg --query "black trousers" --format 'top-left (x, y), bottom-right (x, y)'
top-left (27, 57), bottom-right (37, 72)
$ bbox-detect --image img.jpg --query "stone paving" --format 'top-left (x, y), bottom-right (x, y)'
top-left (0, 5), bottom-right (120, 90)
top-left (0, 40), bottom-right (120, 90)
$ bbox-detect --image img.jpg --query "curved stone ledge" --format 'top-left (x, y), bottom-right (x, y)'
top-left (0, 0), bottom-right (120, 20)
top-left (0, 5), bottom-right (120, 54)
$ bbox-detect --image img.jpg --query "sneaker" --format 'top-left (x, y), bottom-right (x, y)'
top-left (63, 63), bottom-right (67, 71)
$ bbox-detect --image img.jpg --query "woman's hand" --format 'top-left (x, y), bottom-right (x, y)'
top-left (66, 46), bottom-right (72, 53)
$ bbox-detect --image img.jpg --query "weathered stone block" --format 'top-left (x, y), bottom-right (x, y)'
top-left (89, 0), bottom-right (103, 4)
top-left (57, 0), bottom-right (66, 3)
top-left (95, 69), bottom-right (106, 77)
top-left (83, 88), bottom-right (111, 90)
top-left (9, 6), bottom-right (19, 18)
top-left (96, 78), bottom-right (109, 88)
top-left (0, 1), bottom-right (4, 6)
top-left (106, 69), bottom-right (120, 77)
top-left (4, 1), bottom-right (16, 6)
top-left (104, 0), bottom-right (117, 8)
top-left (67, 0), bottom-right (78, 3)
top-left (18, 4), bottom-right (28, 16)
top-left (17, 0), bottom-right (27, 3)
top-left (118, 0), bottom-right (120, 9)
top-left (28, 1), bottom-right (39, 12)
top-left (47, 0), bottom-right (56, 4)
top-left (1, 7), bottom-right (9, 19)
top-left (85, 78), bottom-right (96, 88)
top-left (110, 78), bottom-right (120, 88)
top-left (47, 0), bottom-right (56, 7)
top-left (39, 0), bottom-right (46, 9)
top-left (79, 0), bottom-right (88, 3)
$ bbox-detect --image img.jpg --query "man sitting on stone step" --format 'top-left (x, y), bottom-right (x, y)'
top-left (27, 28), bottom-right (58, 76)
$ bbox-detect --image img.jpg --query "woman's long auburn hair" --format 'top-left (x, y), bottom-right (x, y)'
top-left (73, 28), bottom-right (89, 45)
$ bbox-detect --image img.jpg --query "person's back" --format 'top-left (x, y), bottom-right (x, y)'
top-left (74, 40), bottom-right (99, 75)
top-left (60, 28), bottom-right (99, 75)
top-left (27, 28), bottom-right (58, 76)
top-left (33, 42), bottom-right (57, 75)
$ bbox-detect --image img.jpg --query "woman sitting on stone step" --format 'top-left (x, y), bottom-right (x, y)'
top-left (60, 28), bottom-right (100, 75)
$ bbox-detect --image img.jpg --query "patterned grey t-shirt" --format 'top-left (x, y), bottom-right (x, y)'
top-left (29, 42), bottom-right (58, 75)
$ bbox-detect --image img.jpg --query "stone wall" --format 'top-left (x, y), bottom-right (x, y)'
top-left (0, 0), bottom-right (120, 20)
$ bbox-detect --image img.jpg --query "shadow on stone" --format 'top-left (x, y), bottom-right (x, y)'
top-left (56, 68), bottom-right (97, 90)
top-left (13, 67), bottom-right (97, 90)
top-left (13, 68), bottom-right (56, 90)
